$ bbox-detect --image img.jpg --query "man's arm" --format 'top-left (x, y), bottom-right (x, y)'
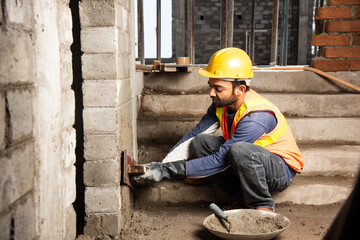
top-left (162, 104), bottom-right (219, 163)
top-left (186, 111), bottom-right (277, 178)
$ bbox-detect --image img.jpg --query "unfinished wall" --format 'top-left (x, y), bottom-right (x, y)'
top-left (0, 0), bottom-right (76, 239)
top-left (80, 0), bottom-right (137, 237)
top-left (311, 0), bottom-right (360, 71)
top-left (191, 0), bottom-right (313, 65)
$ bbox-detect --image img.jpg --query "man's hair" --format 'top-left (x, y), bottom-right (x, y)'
top-left (232, 80), bottom-right (250, 92)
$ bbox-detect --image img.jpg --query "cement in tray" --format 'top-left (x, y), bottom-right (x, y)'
top-left (204, 209), bottom-right (290, 240)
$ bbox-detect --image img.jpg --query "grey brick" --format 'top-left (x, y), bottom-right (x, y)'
top-left (83, 108), bottom-right (118, 134)
top-left (85, 187), bottom-right (120, 213)
top-left (5, 0), bottom-right (32, 29)
top-left (84, 135), bottom-right (117, 160)
top-left (83, 79), bottom-right (132, 107)
top-left (14, 195), bottom-right (36, 240)
top-left (0, 143), bottom-right (34, 212)
top-left (84, 161), bottom-right (119, 186)
top-left (82, 54), bottom-right (117, 79)
top-left (84, 213), bottom-right (120, 237)
top-left (0, 30), bottom-right (34, 84)
top-left (0, 211), bottom-right (10, 240)
top-left (7, 89), bottom-right (33, 143)
top-left (80, 0), bottom-right (115, 27)
top-left (81, 27), bottom-right (118, 53)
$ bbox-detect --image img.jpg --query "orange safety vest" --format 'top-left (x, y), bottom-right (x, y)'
top-left (216, 89), bottom-right (304, 172)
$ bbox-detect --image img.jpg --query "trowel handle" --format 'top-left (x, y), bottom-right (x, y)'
top-left (210, 203), bottom-right (229, 222)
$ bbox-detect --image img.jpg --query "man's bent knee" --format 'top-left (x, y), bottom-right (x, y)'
top-left (191, 134), bottom-right (223, 158)
top-left (229, 142), bottom-right (254, 165)
top-left (191, 134), bottom-right (211, 150)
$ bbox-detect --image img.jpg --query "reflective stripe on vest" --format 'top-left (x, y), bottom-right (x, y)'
top-left (215, 89), bottom-right (304, 172)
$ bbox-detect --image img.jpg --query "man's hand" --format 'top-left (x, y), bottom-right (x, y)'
top-left (132, 160), bottom-right (186, 184)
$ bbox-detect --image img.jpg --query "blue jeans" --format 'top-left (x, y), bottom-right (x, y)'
top-left (190, 134), bottom-right (290, 209)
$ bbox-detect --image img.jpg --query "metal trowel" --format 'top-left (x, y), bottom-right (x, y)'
top-left (210, 203), bottom-right (232, 233)
top-left (120, 150), bottom-right (146, 188)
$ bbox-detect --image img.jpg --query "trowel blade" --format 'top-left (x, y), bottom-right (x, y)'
top-left (121, 150), bottom-right (137, 188)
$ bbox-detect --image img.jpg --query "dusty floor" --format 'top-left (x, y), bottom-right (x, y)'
top-left (120, 202), bottom-right (343, 240)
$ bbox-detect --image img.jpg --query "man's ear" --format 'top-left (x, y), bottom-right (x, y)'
top-left (236, 85), bottom-right (247, 95)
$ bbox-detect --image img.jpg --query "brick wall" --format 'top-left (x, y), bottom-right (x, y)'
top-left (311, 0), bottom-right (360, 71)
top-left (192, 0), bottom-right (313, 65)
top-left (80, 0), bottom-right (136, 237)
top-left (0, 0), bottom-right (76, 239)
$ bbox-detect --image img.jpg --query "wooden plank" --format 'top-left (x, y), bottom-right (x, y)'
top-left (160, 64), bottom-right (199, 72)
top-left (135, 64), bottom-right (153, 72)
top-left (160, 64), bottom-right (177, 72)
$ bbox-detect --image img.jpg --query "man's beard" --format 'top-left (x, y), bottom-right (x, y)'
top-left (211, 94), bottom-right (237, 108)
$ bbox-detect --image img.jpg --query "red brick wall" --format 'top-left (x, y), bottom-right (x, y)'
top-left (311, 0), bottom-right (360, 71)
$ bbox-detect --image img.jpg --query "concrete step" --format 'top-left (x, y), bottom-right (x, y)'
top-left (140, 93), bottom-right (360, 119)
top-left (138, 144), bottom-right (360, 177)
top-left (138, 117), bottom-right (360, 145)
top-left (144, 69), bottom-right (360, 94)
top-left (134, 176), bottom-right (355, 207)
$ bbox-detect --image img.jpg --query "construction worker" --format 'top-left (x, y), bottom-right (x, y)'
top-left (133, 47), bottom-right (304, 212)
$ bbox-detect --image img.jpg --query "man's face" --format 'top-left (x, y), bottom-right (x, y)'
top-left (208, 78), bottom-right (237, 108)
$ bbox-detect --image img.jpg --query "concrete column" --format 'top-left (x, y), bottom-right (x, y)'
top-left (80, 0), bottom-right (136, 237)
top-left (1, 0), bottom-right (76, 239)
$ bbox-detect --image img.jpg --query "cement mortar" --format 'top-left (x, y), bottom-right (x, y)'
top-left (206, 211), bottom-right (287, 235)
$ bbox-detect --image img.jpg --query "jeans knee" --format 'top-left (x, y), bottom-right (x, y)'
top-left (191, 134), bottom-right (208, 151)
top-left (229, 142), bottom-right (253, 168)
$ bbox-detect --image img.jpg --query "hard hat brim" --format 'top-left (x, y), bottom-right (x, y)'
top-left (198, 67), bottom-right (254, 79)
top-left (198, 68), bottom-right (217, 78)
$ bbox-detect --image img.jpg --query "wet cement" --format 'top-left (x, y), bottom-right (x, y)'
top-left (206, 210), bottom-right (287, 234)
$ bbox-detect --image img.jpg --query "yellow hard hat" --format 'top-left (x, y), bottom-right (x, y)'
top-left (198, 47), bottom-right (254, 79)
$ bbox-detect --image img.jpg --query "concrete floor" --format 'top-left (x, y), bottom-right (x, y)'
top-left (119, 202), bottom-right (343, 240)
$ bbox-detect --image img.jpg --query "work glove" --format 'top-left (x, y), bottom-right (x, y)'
top-left (132, 160), bottom-right (186, 184)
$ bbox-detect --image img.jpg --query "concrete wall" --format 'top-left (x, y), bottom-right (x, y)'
top-left (0, 0), bottom-right (76, 239)
top-left (80, 0), bottom-right (137, 237)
